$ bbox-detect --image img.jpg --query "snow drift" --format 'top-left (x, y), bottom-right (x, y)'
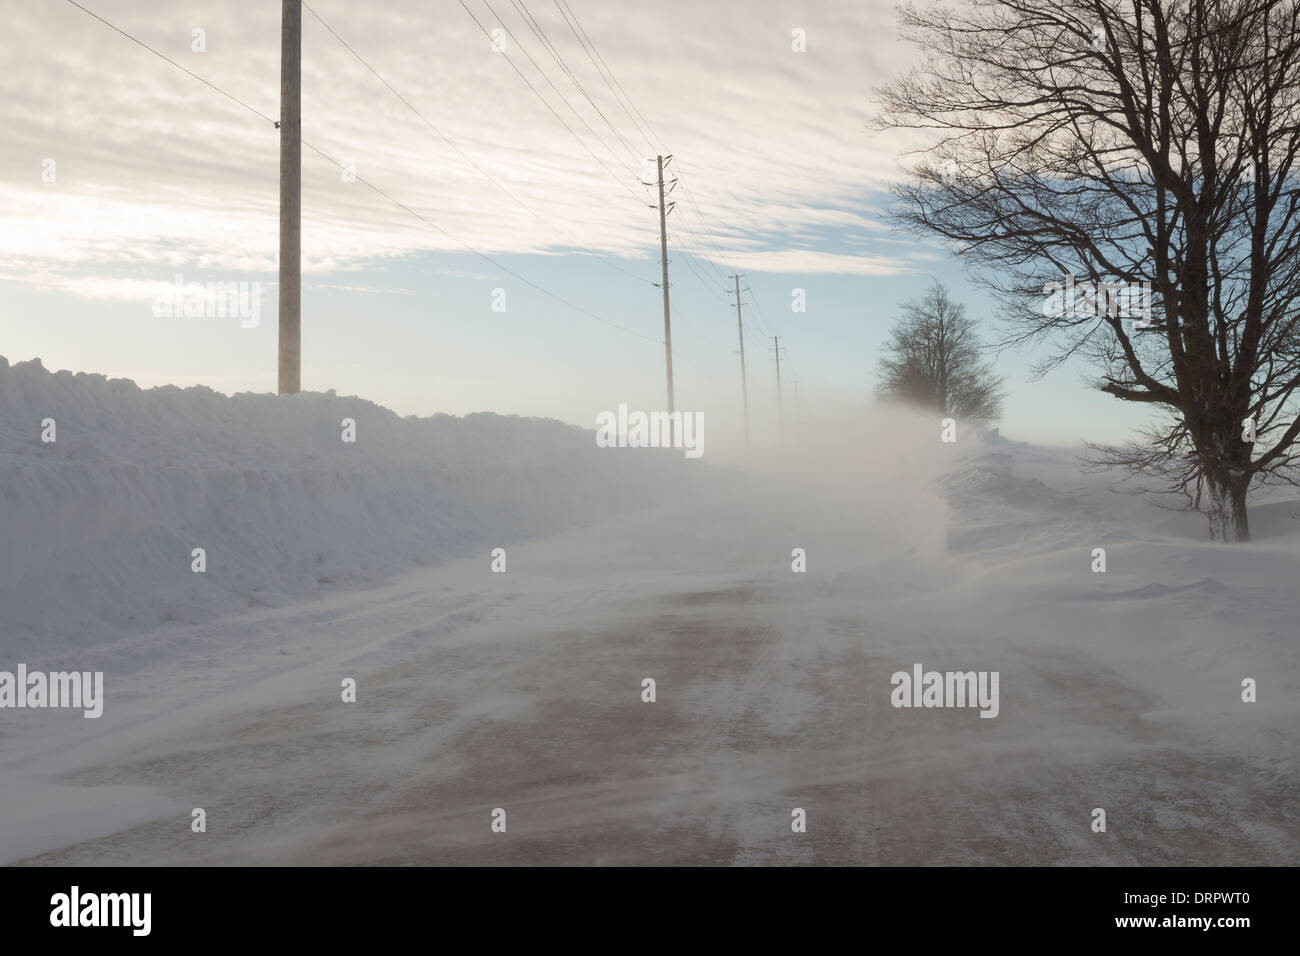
top-left (0, 356), bottom-right (705, 656)
top-left (1, 358), bottom-right (1298, 865)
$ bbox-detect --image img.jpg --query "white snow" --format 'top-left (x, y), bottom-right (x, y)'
top-left (0, 355), bottom-right (701, 659)
top-left (1, 356), bottom-right (1297, 865)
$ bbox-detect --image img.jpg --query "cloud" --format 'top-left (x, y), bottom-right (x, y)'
top-left (2, 0), bottom-right (918, 292)
top-left (725, 248), bottom-right (909, 275)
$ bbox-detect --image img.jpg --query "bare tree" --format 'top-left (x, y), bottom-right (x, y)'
top-left (877, 0), bottom-right (1300, 541)
top-left (877, 281), bottom-right (1006, 423)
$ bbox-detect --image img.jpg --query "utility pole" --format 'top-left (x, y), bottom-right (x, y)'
top-left (656, 155), bottom-right (675, 438)
top-left (278, 0), bottom-right (301, 395)
top-left (772, 335), bottom-right (783, 440)
top-left (729, 274), bottom-right (751, 454)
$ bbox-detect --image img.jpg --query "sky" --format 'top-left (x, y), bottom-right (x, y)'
top-left (0, 0), bottom-right (1153, 449)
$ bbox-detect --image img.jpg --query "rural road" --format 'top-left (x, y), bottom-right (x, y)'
top-left (10, 492), bottom-right (1295, 866)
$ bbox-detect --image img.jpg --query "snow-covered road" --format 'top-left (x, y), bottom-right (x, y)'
top-left (6, 449), bottom-right (1297, 865)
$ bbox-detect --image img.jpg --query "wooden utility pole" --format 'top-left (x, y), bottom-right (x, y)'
top-left (772, 335), bottom-right (783, 439)
top-left (730, 274), bottom-right (750, 454)
top-left (278, 0), bottom-right (302, 394)
top-left (656, 155), bottom-right (674, 434)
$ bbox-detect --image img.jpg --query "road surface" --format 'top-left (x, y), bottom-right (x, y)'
top-left (7, 489), bottom-right (1296, 866)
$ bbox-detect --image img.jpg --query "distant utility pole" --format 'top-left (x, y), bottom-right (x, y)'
top-left (729, 274), bottom-right (751, 454)
top-left (278, 0), bottom-right (301, 395)
top-left (772, 335), bottom-right (784, 440)
top-left (656, 155), bottom-right (675, 435)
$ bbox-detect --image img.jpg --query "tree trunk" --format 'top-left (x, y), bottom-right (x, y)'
top-left (1204, 476), bottom-right (1251, 543)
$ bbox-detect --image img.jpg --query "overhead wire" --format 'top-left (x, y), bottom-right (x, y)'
top-left (301, 0), bottom-right (655, 287)
top-left (64, 0), bottom-right (662, 346)
top-left (467, 0), bottom-right (642, 189)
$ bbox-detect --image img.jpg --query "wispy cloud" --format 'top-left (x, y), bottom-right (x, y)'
top-left (4, 0), bottom-right (917, 293)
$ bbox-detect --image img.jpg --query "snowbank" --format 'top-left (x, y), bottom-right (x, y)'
top-left (2, 363), bottom-right (1298, 865)
top-left (0, 357), bottom-right (700, 656)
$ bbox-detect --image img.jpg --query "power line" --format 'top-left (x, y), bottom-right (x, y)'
top-left (555, 0), bottom-right (658, 154)
top-left (748, 294), bottom-right (794, 377)
top-left (299, 141), bottom-right (661, 343)
top-left (63, 0), bottom-right (275, 126)
top-left (551, 0), bottom-right (787, 390)
top-left (66, 0), bottom-right (745, 378)
top-left (461, 2), bottom-right (751, 373)
top-left (771, 334), bottom-right (785, 439)
top-left (458, 0), bottom-right (642, 201)
top-left (673, 243), bottom-right (730, 305)
top-left (675, 170), bottom-right (738, 272)
top-left (745, 292), bottom-right (777, 338)
top-left (510, 0), bottom-right (643, 167)
top-left (553, 0), bottom-right (741, 283)
top-left (729, 273), bottom-right (751, 454)
top-left (739, 285), bottom-right (798, 381)
top-left (551, 2), bottom-right (738, 273)
top-left (65, 0), bottom-right (661, 347)
top-left (544, 0), bottom-right (803, 399)
top-left (301, 0), bottom-right (655, 287)
top-left (654, 154), bottom-right (675, 429)
top-left (749, 300), bottom-right (797, 383)
top-left (672, 216), bottom-right (733, 281)
top-left (480, 0), bottom-right (640, 178)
